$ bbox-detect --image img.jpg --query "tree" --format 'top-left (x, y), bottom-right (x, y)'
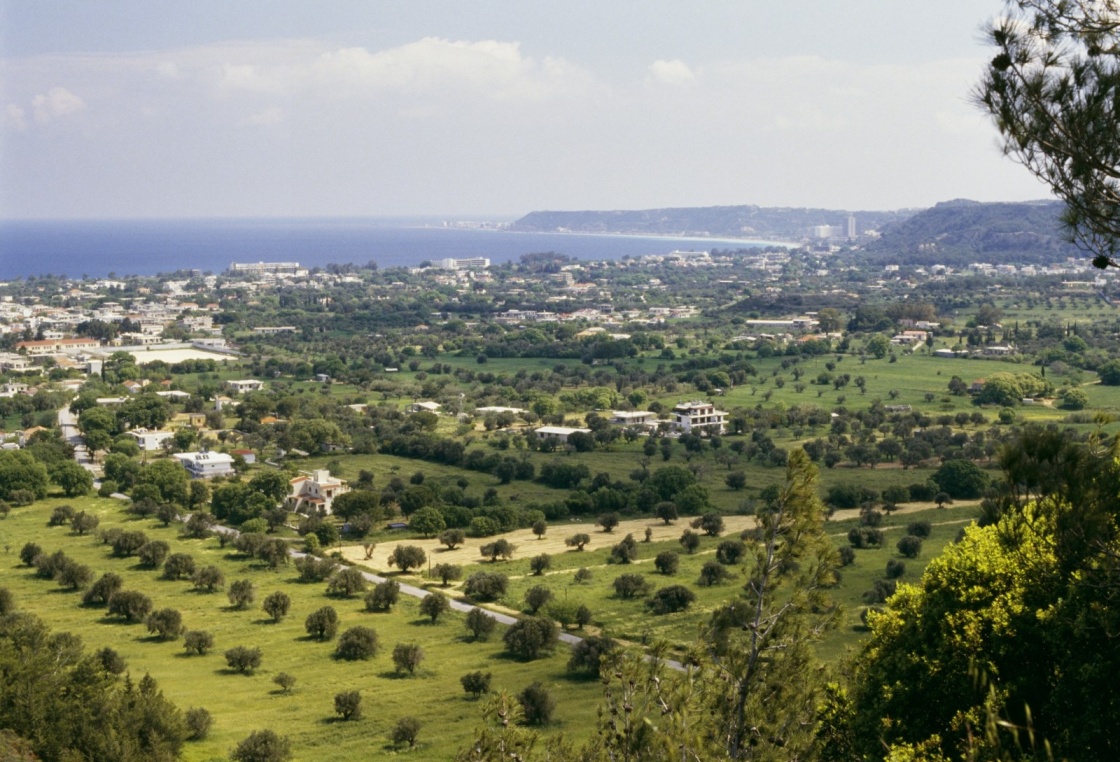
top-left (655, 500), bottom-right (679, 524)
top-left (230, 729), bottom-right (292, 762)
top-left (161, 553), bottom-right (196, 581)
top-left (567, 634), bottom-right (617, 677)
top-left (82, 572), bottom-right (123, 606)
top-left (716, 539), bottom-right (747, 565)
top-left (224, 646), bottom-right (262, 674)
top-left (228, 579), bottom-right (256, 610)
top-left (52, 460), bottom-right (92, 497)
top-left (1100, 359), bottom-right (1120, 386)
top-left (531, 519), bottom-right (548, 539)
top-left (692, 512), bottom-right (725, 537)
top-left (503, 616), bottom-right (558, 661)
top-left (933, 458), bottom-right (990, 499)
top-left (463, 571), bottom-right (508, 601)
top-left (978, 0), bottom-right (1120, 269)
top-left (524, 585), bottom-right (554, 614)
top-left (698, 560), bottom-right (732, 587)
top-left (725, 471), bottom-right (747, 491)
top-left (112, 530), bottom-right (149, 557)
top-left (184, 707), bottom-right (212, 741)
top-left (326, 567), bottom-right (367, 598)
top-left (480, 538), bottom-right (516, 562)
top-left (465, 608), bottom-right (497, 641)
top-left (107, 590), bottom-right (153, 622)
top-left (257, 591), bottom-right (289, 623)
top-left (392, 642), bottom-right (425, 675)
top-left (573, 566), bottom-right (593, 584)
top-left (517, 682), bottom-right (556, 725)
top-left (272, 672), bottom-right (296, 693)
top-left (191, 566), bottom-right (225, 592)
top-left (432, 562), bottom-right (462, 586)
top-left (391, 717), bottom-right (421, 748)
top-left (0, 451), bottom-right (49, 501)
top-left (409, 506), bottom-right (446, 538)
top-left (57, 561), bottom-right (93, 591)
top-left (565, 533), bottom-right (591, 551)
top-left (145, 608), bottom-right (185, 640)
top-left (679, 529), bottom-right (701, 554)
top-left (335, 626), bottom-right (379, 660)
top-left (134, 458), bottom-right (190, 506)
top-left (439, 528), bottom-right (466, 549)
top-left (334, 690), bottom-right (362, 721)
top-left (419, 591), bottom-right (451, 623)
top-left (866, 333), bottom-right (891, 359)
top-left (365, 580), bottom-right (400, 612)
top-left (703, 448), bottom-right (840, 758)
top-left (183, 630), bottom-right (214, 655)
top-left (612, 573), bottom-right (652, 599)
top-left (596, 512), bottom-right (620, 533)
top-left (0, 588), bottom-right (13, 616)
top-left (387, 544), bottom-right (426, 573)
top-left (647, 584), bottom-right (696, 614)
top-left (654, 550), bottom-right (680, 575)
top-left (461, 670), bottom-right (492, 698)
top-left (1059, 386), bottom-right (1089, 410)
top-left (304, 606), bottom-right (339, 641)
top-left (897, 535), bottom-right (924, 559)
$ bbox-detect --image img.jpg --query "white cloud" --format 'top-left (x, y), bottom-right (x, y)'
top-left (239, 107), bottom-right (283, 126)
top-left (31, 87), bottom-right (85, 123)
top-left (3, 104), bottom-right (27, 131)
top-left (648, 58), bottom-right (695, 85)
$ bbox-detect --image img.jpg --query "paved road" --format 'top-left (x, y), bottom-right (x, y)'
top-left (58, 405), bottom-right (96, 473)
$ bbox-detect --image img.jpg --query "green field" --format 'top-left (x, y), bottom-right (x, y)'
top-left (0, 495), bottom-right (605, 761)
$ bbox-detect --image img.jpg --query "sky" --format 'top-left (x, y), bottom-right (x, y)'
top-left (0, 1), bottom-right (1053, 220)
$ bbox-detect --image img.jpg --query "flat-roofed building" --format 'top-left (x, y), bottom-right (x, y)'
top-left (670, 400), bottom-right (727, 435)
top-left (173, 451), bottom-right (235, 478)
top-left (533, 426), bottom-right (592, 444)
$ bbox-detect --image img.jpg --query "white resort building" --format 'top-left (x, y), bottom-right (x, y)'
top-left (670, 401), bottom-right (727, 435)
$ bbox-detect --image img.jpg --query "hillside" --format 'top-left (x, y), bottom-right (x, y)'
top-left (864, 198), bottom-right (1078, 266)
top-left (510, 205), bottom-right (914, 240)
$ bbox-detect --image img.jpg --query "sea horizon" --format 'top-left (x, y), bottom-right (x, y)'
top-left (0, 217), bottom-right (786, 280)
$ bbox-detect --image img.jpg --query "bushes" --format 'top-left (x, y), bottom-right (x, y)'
top-left (326, 567), bottom-right (367, 598)
top-left (392, 642), bottom-right (425, 675)
top-left (503, 616), bottom-right (558, 660)
top-left (365, 580), bottom-right (400, 612)
top-left (224, 646), bottom-right (262, 673)
top-left (262, 591), bottom-right (291, 622)
top-left (609, 534), bottom-right (639, 564)
top-left (524, 585), bottom-right (553, 614)
top-left (419, 592), bottom-right (451, 623)
top-left (184, 630), bottom-right (214, 655)
top-left (305, 606), bottom-right (339, 641)
top-left (228, 579), bottom-right (256, 610)
top-left (612, 574), bottom-right (652, 599)
top-left (647, 585), bottom-right (696, 614)
top-left (885, 559), bottom-right (907, 579)
top-left (335, 626), bottom-right (380, 660)
top-left (848, 527), bottom-right (884, 549)
top-left (698, 561), bottom-right (732, 587)
top-left (463, 572), bottom-right (508, 601)
top-left (465, 608), bottom-right (497, 641)
top-left (107, 590), bottom-right (153, 622)
top-left (897, 535), bottom-right (924, 558)
top-left (334, 691), bottom-right (362, 721)
top-left (518, 682), bottom-right (556, 725)
top-left (83, 572), bottom-right (123, 606)
top-left (906, 520), bottom-right (933, 538)
top-left (162, 553), bottom-right (196, 580)
top-left (461, 670), bottom-right (492, 697)
top-left (145, 608), bottom-right (185, 640)
top-left (391, 717), bottom-right (421, 748)
top-left (654, 551), bottom-right (680, 575)
top-left (231, 730), bottom-right (292, 762)
top-left (716, 540), bottom-right (747, 565)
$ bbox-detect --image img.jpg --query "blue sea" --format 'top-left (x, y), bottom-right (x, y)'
top-left (0, 218), bottom-right (779, 280)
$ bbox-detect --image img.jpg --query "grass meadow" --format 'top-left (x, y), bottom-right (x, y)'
top-left (0, 494), bottom-right (605, 761)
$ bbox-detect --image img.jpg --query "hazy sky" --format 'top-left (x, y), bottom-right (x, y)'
top-left (0, 1), bottom-right (1051, 219)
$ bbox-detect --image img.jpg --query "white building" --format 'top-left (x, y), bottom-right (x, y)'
top-left (405, 401), bottom-right (442, 414)
top-left (609, 410), bottom-right (658, 426)
top-left (128, 428), bottom-right (176, 452)
top-left (432, 257), bottom-right (490, 270)
top-left (533, 426), bottom-right (592, 444)
top-left (226, 379), bottom-right (264, 393)
top-left (173, 451), bottom-right (236, 478)
top-left (286, 469), bottom-right (350, 515)
top-left (670, 401), bottom-right (727, 435)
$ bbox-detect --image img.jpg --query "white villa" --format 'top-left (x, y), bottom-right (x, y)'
top-left (286, 469), bottom-right (350, 515)
top-left (670, 401), bottom-right (727, 435)
top-left (225, 379), bottom-right (264, 393)
top-left (127, 428), bottom-right (176, 452)
top-left (533, 425), bottom-right (592, 444)
top-left (609, 410), bottom-right (658, 427)
top-left (173, 451), bottom-right (236, 478)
